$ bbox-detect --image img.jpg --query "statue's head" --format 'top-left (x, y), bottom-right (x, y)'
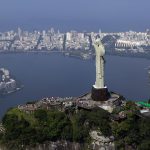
top-left (93, 39), bottom-right (105, 56)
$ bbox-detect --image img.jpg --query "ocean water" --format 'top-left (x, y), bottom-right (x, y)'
top-left (0, 53), bottom-right (150, 118)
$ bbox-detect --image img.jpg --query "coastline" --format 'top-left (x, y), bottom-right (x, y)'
top-left (1, 49), bottom-right (150, 61)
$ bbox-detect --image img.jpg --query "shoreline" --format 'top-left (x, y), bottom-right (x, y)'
top-left (0, 85), bottom-right (24, 97)
top-left (0, 49), bottom-right (150, 60)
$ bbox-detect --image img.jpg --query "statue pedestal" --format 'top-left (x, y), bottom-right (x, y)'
top-left (91, 86), bottom-right (110, 101)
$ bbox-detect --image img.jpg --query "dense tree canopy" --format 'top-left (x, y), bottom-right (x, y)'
top-left (111, 102), bottom-right (150, 149)
top-left (0, 107), bottom-right (111, 149)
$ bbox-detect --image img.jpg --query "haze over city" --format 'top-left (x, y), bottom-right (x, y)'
top-left (0, 0), bottom-right (150, 32)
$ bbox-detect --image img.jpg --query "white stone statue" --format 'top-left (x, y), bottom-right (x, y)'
top-left (93, 39), bottom-right (105, 89)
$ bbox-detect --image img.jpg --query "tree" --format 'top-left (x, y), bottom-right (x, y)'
top-left (138, 139), bottom-right (150, 150)
top-left (34, 109), bottom-right (48, 122)
top-left (2, 114), bottom-right (18, 130)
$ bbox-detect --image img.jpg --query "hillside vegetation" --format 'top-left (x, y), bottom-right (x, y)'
top-left (0, 101), bottom-right (150, 150)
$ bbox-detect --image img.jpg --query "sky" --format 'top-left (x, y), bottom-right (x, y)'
top-left (0, 0), bottom-right (150, 32)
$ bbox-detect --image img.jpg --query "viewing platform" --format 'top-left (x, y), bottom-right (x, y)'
top-left (76, 92), bottom-right (125, 113)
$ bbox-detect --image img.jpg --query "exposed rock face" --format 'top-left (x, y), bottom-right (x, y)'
top-left (90, 131), bottom-right (115, 150)
top-left (26, 141), bottom-right (85, 150)
top-left (0, 141), bottom-right (84, 150)
top-left (0, 138), bottom-right (115, 150)
top-left (0, 131), bottom-right (115, 150)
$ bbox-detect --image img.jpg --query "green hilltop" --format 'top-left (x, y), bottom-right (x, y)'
top-left (0, 101), bottom-right (150, 150)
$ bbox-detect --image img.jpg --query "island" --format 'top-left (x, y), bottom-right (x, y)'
top-left (0, 68), bottom-right (23, 96)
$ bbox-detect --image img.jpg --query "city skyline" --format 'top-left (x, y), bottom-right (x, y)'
top-left (0, 28), bottom-right (149, 52)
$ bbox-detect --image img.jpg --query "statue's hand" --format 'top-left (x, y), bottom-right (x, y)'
top-left (93, 39), bottom-right (105, 56)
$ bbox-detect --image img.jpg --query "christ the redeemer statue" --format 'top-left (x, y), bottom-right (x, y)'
top-left (91, 39), bottom-right (110, 101)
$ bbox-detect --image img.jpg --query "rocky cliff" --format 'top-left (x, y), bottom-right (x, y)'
top-left (0, 133), bottom-right (115, 150)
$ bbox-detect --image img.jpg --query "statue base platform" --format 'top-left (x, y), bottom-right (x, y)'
top-left (91, 86), bottom-right (110, 101)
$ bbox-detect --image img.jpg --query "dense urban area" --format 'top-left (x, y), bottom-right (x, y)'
top-left (0, 28), bottom-right (150, 59)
